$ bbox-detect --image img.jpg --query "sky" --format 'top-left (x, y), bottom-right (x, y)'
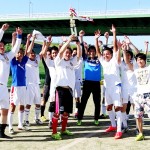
top-left (0, 0), bottom-right (150, 50)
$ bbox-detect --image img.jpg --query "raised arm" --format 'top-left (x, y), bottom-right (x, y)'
top-left (144, 41), bottom-right (149, 56)
top-left (79, 30), bottom-right (87, 59)
top-left (0, 23), bottom-right (9, 41)
top-left (40, 36), bottom-right (52, 59)
top-left (110, 24), bottom-right (117, 53)
top-left (104, 32), bottom-right (109, 45)
top-left (8, 27), bottom-right (22, 60)
top-left (76, 40), bottom-right (82, 61)
top-left (124, 35), bottom-right (139, 54)
top-left (25, 34), bottom-right (35, 56)
top-left (11, 31), bottom-right (17, 47)
top-left (58, 34), bottom-right (74, 59)
top-left (94, 29), bottom-right (102, 59)
top-left (122, 43), bottom-right (133, 71)
top-left (24, 34), bottom-right (32, 55)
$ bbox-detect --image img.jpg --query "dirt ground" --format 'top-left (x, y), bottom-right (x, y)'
top-left (0, 94), bottom-right (150, 150)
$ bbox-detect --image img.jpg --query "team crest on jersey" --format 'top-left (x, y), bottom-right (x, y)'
top-left (70, 62), bottom-right (73, 66)
top-left (35, 59), bottom-right (38, 64)
top-left (96, 59), bottom-right (100, 64)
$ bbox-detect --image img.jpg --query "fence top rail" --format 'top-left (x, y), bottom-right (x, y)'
top-left (0, 9), bottom-right (150, 20)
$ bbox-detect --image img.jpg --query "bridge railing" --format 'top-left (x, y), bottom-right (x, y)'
top-left (0, 9), bottom-right (150, 20)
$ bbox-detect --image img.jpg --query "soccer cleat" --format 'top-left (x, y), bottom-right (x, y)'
top-left (9, 128), bottom-right (15, 134)
top-left (94, 120), bottom-right (99, 125)
top-left (121, 126), bottom-right (129, 133)
top-left (51, 133), bottom-right (62, 140)
top-left (99, 114), bottom-right (107, 119)
top-left (114, 132), bottom-right (122, 139)
top-left (35, 119), bottom-right (43, 125)
top-left (76, 120), bottom-right (82, 126)
top-left (18, 126), bottom-right (29, 131)
top-left (105, 126), bottom-right (117, 132)
top-left (24, 120), bottom-right (30, 127)
top-left (40, 116), bottom-right (47, 122)
top-left (61, 130), bottom-right (73, 136)
top-left (135, 133), bottom-right (145, 141)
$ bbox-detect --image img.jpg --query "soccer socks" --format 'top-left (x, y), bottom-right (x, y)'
top-left (35, 107), bottom-right (40, 120)
top-left (18, 111), bottom-right (24, 127)
top-left (61, 115), bottom-right (68, 132)
top-left (107, 110), bottom-right (116, 127)
top-left (49, 112), bottom-right (54, 122)
top-left (102, 104), bottom-right (106, 115)
top-left (24, 108), bottom-right (30, 121)
top-left (116, 111), bottom-right (122, 132)
top-left (41, 105), bottom-right (45, 117)
top-left (122, 112), bottom-right (127, 128)
top-left (8, 112), bottom-right (14, 129)
top-left (52, 115), bottom-right (59, 134)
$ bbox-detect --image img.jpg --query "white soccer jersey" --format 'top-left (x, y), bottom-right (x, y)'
top-left (54, 55), bottom-right (77, 90)
top-left (74, 57), bottom-right (83, 82)
top-left (99, 53), bottom-right (121, 88)
top-left (0, 29), bottom-right (4, 41)
top-left (26, 55), bottom-right (40, 84)
top-left (0, 39), bottom-right (22, 85)
top-left (134, 65), bottom-right (150, 94)
top-left (121, 59), bottom-right (137, 88)
top-left (45, 57), bottom-right (57, 102)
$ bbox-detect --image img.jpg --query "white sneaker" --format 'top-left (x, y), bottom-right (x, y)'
top-left (9, 128), bottom-right (15, 134)
top-left (35, 119), bottom-right (43, 125)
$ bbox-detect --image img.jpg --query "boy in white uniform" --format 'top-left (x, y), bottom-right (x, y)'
top-left (120, 38), bottom-right (139, 132)
top-left (133, 53), bottom-right (150, 141)
top-left (42, 42), bottom-right (59, 129)
top-left (95, 25), bottom-right (123, 139)
top-left (24, 34), bottom-right (44, 126)
top-left (0, 24), bottom-right (22, 138)
top-left (72, 31), bottom-right (83, 117)
top-left (51, 34), bottom-right (81, 140)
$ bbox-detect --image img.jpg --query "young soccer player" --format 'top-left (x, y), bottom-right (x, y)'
top-left (95, 25), bottom-right (123, 139)
top-left (73, 30), bottom-right (83, 118)
top-left (8, 32), bottom-right (31, 134)
top-left (24, 34), bottom-right (45, 126)
top-left (51, 34), bottom-right (81, 140)
top-left (77, 30), bottom-right (101, 126)
top-left (41, 37), bottom-right (59, 129)
top-left (133, 53), bottom-right (150, 141)
top-left (0, 24), bottom-right (22, 138)
top-left (120, 37), bottom-right (139, 133)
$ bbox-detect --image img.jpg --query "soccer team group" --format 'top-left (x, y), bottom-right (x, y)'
top-left (0, 23), bottom-right (150, 141)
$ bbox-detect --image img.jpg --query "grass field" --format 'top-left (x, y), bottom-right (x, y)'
top-left (1, 93), bottom-right (150, 150)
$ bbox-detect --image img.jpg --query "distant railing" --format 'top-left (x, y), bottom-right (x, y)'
top-left (0, 9), bottom-right (150, 20)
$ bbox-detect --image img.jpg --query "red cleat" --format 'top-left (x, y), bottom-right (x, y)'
top-left (114, 132), bottom-right (122, 139)
top-left (105, 126), bottom-right (117, 132)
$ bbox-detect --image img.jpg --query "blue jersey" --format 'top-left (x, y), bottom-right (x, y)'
top-left (84, 57), bottom-right (101, 81)
top-left (10, 55), bottom-right (28, 86)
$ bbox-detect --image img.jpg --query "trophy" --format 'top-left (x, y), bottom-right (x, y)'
top-left (70, 12), bottom-right (79, 42)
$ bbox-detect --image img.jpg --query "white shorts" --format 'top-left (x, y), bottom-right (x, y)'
top-left (105, 86), bottom-right (122, 107)
top-left (0, 85), bottom-right (9, 109)
top-left (73, 81), bottom-right (82, 98)
top-left (26, 84), bottom-right (41, 105)
top-left (121, 87), bottom-right (136, 104)
top-left (10, 86), bottom-right (27, 106)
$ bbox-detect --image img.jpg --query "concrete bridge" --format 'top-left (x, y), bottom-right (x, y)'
top-left (1, 9), bottom-right (150, 42)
